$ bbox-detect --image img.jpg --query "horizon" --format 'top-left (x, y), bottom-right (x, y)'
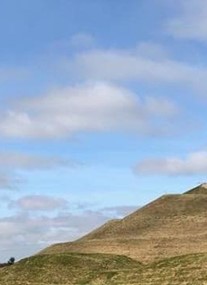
top-left (1, 0), bottom-right (207, 261)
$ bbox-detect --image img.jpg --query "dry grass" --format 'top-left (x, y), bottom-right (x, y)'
top-left (41, 186), bottom-right (207, 262)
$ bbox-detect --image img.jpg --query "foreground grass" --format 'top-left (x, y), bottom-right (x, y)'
top-left (0, 252), bottom-right (140, 285)
top-left (1, 252), bottom-right (207, 284)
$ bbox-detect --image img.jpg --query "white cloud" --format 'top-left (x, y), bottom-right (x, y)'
top-left (135, 151), bottom-right (207, 175)
top-left (67, 48), bottom-right (207, 93)
top-left (167, 0), bottom-right (207, 41)
top-left (0, 82), bottom-right (178, 139)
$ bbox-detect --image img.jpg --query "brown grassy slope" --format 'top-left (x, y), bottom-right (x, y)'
top-left (41, 185), bottom-right (207, 262)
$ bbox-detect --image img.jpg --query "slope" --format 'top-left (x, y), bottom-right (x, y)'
top-left (41, 184), bottom-right (207, 262)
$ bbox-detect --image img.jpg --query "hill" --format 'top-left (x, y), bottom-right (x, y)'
top-left (41, 184), bottom-right (207, 262)
top-left (2, 183), bottom-right (207, 284)
top-left (1, 252), bottom-right (207, 284)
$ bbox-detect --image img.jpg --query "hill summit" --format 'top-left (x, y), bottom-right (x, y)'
top-left (185, 183), bottom-right (207, 194)
top-left (41, 184), bottom-right (207, 262)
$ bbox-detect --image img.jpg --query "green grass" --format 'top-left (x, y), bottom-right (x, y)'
top-left (1, 252), bottom-right (207, 284)
top-left (0, 252), bottom-right (141, 285)
top-left (113, 253), bottom-right (207, 285)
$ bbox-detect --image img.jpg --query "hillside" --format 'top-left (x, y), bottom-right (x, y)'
top-left (1, 252), bottom-right (207, 284)
top-left (0, 252), bottom-right (141, 285)
top-left (41, 184), bottom-right (207, 262)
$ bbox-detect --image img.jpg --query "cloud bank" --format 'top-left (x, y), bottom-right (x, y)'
top-left (0, 199), bottom-right (136, 261)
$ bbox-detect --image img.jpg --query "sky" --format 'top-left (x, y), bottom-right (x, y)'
top-left (1, 0), bottom-right (207, 261)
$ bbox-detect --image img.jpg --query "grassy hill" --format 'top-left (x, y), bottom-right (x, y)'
top-left (2, 183), bottom-right (207, 284)
top-left (1, 252), bottom-right (207, 284)
top-left (41, 184), bottom-right (207, 262)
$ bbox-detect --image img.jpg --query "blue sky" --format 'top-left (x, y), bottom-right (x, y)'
top-left (1, 0), bottom-right (207, 261)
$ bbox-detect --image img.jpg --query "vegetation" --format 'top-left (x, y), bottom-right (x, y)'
top-left (0, 257), bottom-right (15, 268)
top-left (0, 252), bottom-right (141, 285)
top-left (1, 252), bottom-right (207, 284)
top-left (7, 257), bottom-right (15, 265)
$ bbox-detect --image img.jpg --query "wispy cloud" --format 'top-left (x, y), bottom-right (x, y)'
top-left (134, 151), bottom-right (207, 176)
top-left (0, 173), bottom-right (22, 190)
top-left (0, 152), bottom-right (74, 190)
top-left (167, 0), bottom-right (207, 41)
top-left (9, 195), bottom-right (68, 211)
top-left (70, 33), bottom-right (95, 48)
top-left (0, 152), bottom-right (70, 170)
top-left (134, 42), bottom-right (169, 60)
top-left (65, 46), bottom-right (207, 94)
